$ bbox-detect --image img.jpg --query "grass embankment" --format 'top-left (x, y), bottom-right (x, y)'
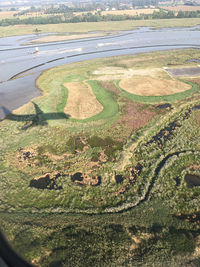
top-left (1, 18), bottom-right (200, 37)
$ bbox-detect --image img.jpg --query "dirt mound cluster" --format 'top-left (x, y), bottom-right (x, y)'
top-left (71, 172), bottom-right (101, 186)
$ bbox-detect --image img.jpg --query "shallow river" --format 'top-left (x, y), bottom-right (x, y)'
top-left (1, 26), bottom-right (200, 119)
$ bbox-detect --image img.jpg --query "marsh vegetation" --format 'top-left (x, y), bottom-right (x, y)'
top-left (1, 48), bottom-right (200, 265)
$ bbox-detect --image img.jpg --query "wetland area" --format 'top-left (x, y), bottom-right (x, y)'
top-left (1, 26), bottom-right (200, 266)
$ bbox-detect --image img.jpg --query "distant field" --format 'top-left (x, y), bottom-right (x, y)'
top-left (1, 18), bottom-right (200, 38)
top-left (164, 5), bottom-right (200, 11)
top-left (101, 8), bottom-right (159, 16)
top-left (0, 11), bottom-right (17, 19)
top-left (0, 11), bottom-right (55, 20)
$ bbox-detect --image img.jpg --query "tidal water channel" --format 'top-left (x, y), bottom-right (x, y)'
top-left (1, 26), bottom-right (200, 119)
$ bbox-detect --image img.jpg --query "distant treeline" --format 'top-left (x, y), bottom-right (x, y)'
top-left (1, 10), bottom-right (200, 26)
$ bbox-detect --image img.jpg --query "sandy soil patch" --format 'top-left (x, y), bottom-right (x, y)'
top-left (30, 33), bottom-right (106, 44)
top-left (93, 66), bottom-right (132, 76)
top-left (93, 67), bottom-right (165, 80)
top-left (74, 8), bottom-right (158, 16)
top-left (64, 81), bottom-right (103, 119)
top-left (119, 76), bottom-right (191, 96)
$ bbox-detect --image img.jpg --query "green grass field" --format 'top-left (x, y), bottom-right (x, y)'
top-left (1, 18), bottom-right (200, 37)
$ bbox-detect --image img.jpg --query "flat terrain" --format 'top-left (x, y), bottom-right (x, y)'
top-left (1, 18), bottom-right (200, 37)
top-left (119, 76), bottom-right (191, 96)
top-left (1, 49), bottom-right (200, 266)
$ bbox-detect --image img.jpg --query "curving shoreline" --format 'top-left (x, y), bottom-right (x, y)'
top-left (1, 26), bottom-right (200, 120)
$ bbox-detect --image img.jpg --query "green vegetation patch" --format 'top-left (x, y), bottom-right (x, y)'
top-left (1, 49), bottom-right (200, 215)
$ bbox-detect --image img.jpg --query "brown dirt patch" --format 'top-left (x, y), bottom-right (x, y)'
top-left (93, 67), bottom-right (134, 80)
top-left (33, 171), bottom-right (63, 181)
top-left (15, 147), bottom-right (38, 168)
top-left (64, 81), bottom-right (103, 119)
top-left (93, 67), bottom-right (165, 80)
top-left (119, 76), bottom-right (191, 96)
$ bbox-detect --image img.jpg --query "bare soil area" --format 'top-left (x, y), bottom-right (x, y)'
top-left (64, 81), bottom-right (103, 119)
top-left (93, 67), bottom-right (165, 80)
top-left (119, 76), bottom-right (191, 96)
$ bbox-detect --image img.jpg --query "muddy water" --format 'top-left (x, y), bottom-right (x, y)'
top-left (184, 174), bottom-right (200, 188)
top-left (1, 26), bottom-right (200, 119)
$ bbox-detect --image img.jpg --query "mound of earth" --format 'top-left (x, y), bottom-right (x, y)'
top-left (119, 76), bottom-right (191, 96)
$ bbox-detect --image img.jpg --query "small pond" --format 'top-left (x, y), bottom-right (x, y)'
top-left (184, 174), bottom-right (200, 188)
